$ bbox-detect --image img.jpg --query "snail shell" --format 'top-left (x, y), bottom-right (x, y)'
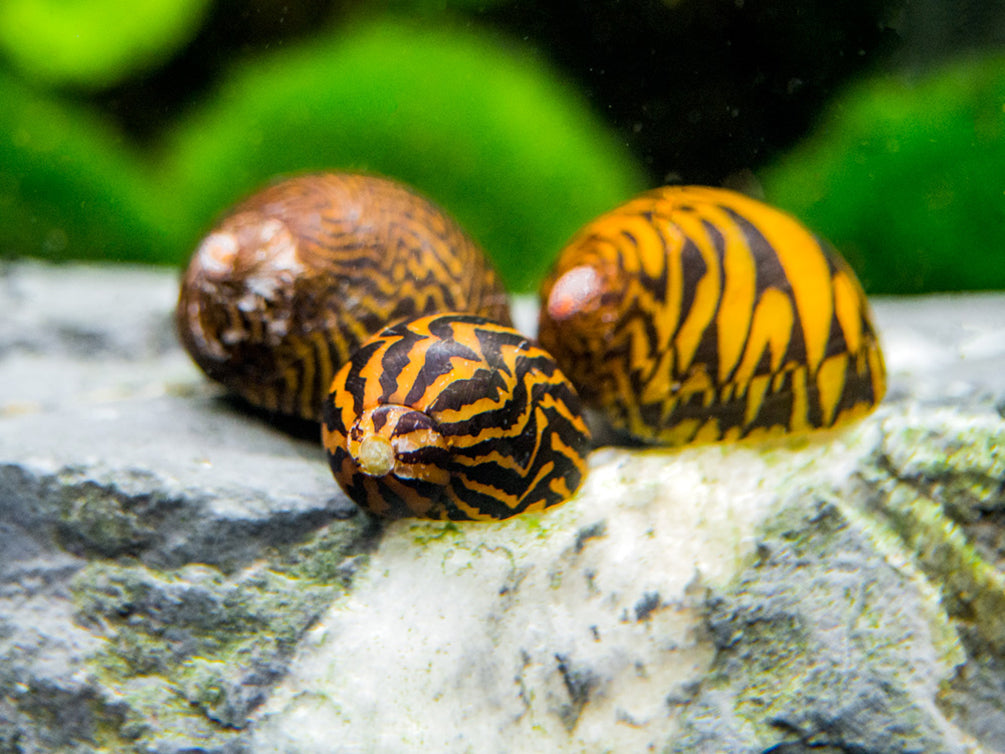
top-left (176, 172), bottom-right (512, 421)
top-left (538, 185), bottom-right (886, 445)
top-left (322, 313), bottom-right (591, 520)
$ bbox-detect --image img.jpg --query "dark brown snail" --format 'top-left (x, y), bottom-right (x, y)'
top-left (176, 172), bottom-right (512, 421)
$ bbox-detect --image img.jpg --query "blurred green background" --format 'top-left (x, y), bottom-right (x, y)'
top-left (0, 0), bottom-right (1002, 293)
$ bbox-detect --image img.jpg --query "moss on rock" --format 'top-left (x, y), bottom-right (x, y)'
top-left (66, 518), bottom-right (372, 751)
top-left (673, 497), bottom-right (965, 753)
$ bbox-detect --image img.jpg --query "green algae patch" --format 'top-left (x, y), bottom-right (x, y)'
top-left (878, 410), bottom-right (1005, 534)
top-left (668, 406), bottom-right (1005, 752)
top-left (270, 515), bottom-right (378, 586)
top-left (864, 482), bottom-right (1005, 661)
top-left (8, 679), bottom-right (133, 753)
top-left (69, 519), bottom-right (369, 751)
top-left (868, 410), bottom-right (1005, 658)
top-left (672, 497), bottom-right (966, 752)
top-left (54, 481), bottom-right (159, 559)
top-left (397, 503), bottom-right (586, 551)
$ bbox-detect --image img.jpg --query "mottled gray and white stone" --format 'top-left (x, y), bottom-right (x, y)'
top-left (1, 262), bottom-right (1005, 753)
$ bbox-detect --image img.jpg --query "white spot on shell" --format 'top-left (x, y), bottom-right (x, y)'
top-left (244, 220), bottom-right (304, 302)
top-left (258, 218), bottom-right (286, 243)
top-left (548, 265), bottom-right (604, 320)
top-left (237, 292), bottom-right (260, 313)
top-left (220, 327), bottom-right (245, 346)
top-left (391, 427), bottom-right (444, 460)
top-left (267, 317), bottom-right (290, 339)
top-left (245, 274), bottom-right (282, 300)
top-left (196, 232), bottom-right (239, 280)
top-left (186, 300), bottom-right (228, 359)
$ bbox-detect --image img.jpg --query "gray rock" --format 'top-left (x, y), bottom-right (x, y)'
top-left (1, 261), bottom-right (1004, 753)
top-left (674, 497), bottom-right (967, 753)
top-left (0, 263), bottom-right (375, 753)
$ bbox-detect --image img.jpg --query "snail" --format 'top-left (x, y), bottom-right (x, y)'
top-left (538, 185), bottom-right (886, 445)
top-left (322, 312), bottom-right (592, 520)
top-left (176, 172), bottom-right (511, 421)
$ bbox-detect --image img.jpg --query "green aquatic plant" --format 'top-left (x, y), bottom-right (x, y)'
top-left (760, 53), bottom-right (1005, 294)
top-left (0, 71), bottom-right (179, 263)
top-left (383, 0), bottom-right (511, 11)
top-left (0, 0), bottom-right (211, 88)
top-left (162, 19), bottom-right (646, 290)
top-left (1, 18), bottom-right (645, 291)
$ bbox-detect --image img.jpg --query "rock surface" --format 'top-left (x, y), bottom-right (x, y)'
top-left (2, 262), bottom-right (1005, 753)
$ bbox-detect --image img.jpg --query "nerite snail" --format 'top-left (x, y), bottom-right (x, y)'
top-left (178, 176), bottom-right (886, 522)
top-left (538, 185), bottom-right (886, 445)
top-left (322, 313), bottom-right (591, 520)
top-left (176, 172), bottom-right (511, 421)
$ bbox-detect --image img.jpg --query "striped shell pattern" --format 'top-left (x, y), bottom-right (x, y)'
top-left (176, 172), bottom-right (511, 421)
top-left (322, 313), bottom-right (591, 521)
top-left (538, 185), bottom-right (886, 446)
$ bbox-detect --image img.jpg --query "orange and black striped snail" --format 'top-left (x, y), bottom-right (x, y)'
top-left (538, 186), bottom-right (886, 446)
top-left (176, 172), bottom-right (511, 421)
top-left (322, 313), bottom-right (591, 521)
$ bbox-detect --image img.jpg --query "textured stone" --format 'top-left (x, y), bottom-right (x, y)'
top-left (673, 495), bottom-right (970, 753)
top-left (0, 263), bottom-right (375, 753)
top-left (2, 262), bottom-right (1005, 753)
